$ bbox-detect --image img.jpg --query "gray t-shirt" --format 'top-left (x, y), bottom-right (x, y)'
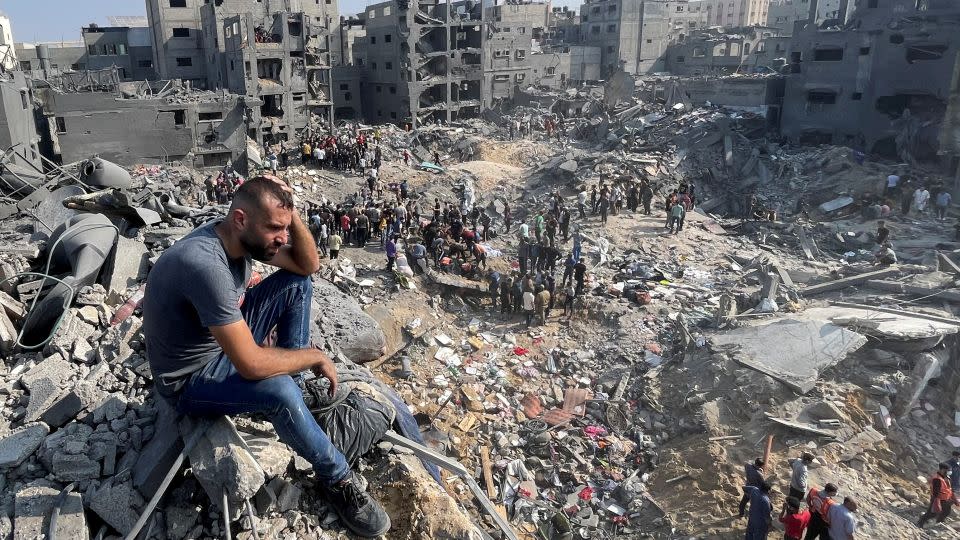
top-left (144, 220), bottom-right (251, 396)
top-left (827, 504), bottom-right (857, 540)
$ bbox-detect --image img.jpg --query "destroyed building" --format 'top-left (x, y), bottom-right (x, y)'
top-left (766, 0), bottom-right (841, 35)
top-left (703, 0), bottom-right (769, 27)
top-left (780, 0), bottom-right (960, 161)
top-left (16, 19), bottom-right (155, 83)
top-left (663, 26), bottom-right (790, 76)
top-left (0, 11), bottom-right (16, 72)
top-left (0, 71), bottom-right (42, 170)
top-left (581, 0), bottom-right (707, 76)
top-left (213, 7), bottom-right (333, 144)
top-left (146, 0), bottom-right (338, 99)
top-left (35, 76), bottom-right (255, 168)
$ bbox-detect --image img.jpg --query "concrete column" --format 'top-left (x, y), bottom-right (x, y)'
top-left (808, 0), bottom-right (820, 23)
top-left (837, 0), bottom-right (850, 24)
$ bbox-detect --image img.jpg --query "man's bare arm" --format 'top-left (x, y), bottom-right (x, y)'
top-left (210, 321), bottom-right (336, 395)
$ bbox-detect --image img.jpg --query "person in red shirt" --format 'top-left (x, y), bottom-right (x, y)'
top-left (779, 497), bottom-right (810, 540)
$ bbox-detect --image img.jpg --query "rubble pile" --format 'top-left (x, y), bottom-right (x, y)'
top-left (0, 82), bottom-right (959, 540)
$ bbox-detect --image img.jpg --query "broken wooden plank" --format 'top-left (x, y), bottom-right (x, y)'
top-left (479, 446), bottom-right (496, 499)
top-left (799, 267), bottom-right (901, 297)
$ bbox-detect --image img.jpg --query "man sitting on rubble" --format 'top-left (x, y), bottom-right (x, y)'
top-left (143, 177), bottom-right (391, 538)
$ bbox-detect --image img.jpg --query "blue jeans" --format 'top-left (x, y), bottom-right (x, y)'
top-left (176, 270), bottom-right (350, 486)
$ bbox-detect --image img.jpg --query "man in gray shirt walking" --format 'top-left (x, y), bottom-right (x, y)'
top-left (144, 176), bottom-right (390, 537)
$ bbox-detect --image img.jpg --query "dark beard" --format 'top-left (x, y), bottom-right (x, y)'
top-left (240, 233), bottom-right (278, 262)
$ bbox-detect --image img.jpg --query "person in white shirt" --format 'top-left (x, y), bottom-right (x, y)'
top-left (913, 186), bottom-right (930, 214)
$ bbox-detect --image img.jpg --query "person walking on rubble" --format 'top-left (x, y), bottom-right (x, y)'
top-left (744, 481), bottom-right (773, 540)
top-left (913, 185), bottom-right (931, 216)
top-left (827, 497), bottom-right (858, 540)
top-left (523, 286), bottom-right (536, 328)
top-left (936, 188), bottom-right (952, 221)
top-left (641, 182), bottom-right (654, 215)
top-left (562, 282), bottom-right (576, 317)
top-left (789, 453), bottom-right (814, 501)
top-left (669, 199), bottom-right (685, 234)
top-left (599, 194), bottom-right (610, 225)
top-left (804, 483), bottom-right (838, 540)
top-left (385, 235), bottom-right (397, 272)
top-left (918, 462), bottom-right (955, 528)
top-left (573, 258), bottom-right (587, 296)
top-left (503, 202), bottom-right (512, 234)
top-left (500, 276), bottom-right (513, 313)
top-left (142, 177), bottom-right (391, 538)
top-left (948, 451), bottom-right (960, 503)
top-left (577, 189), bottom-right (587, 219)
top-left (739, 458), bottom-right (766, 517)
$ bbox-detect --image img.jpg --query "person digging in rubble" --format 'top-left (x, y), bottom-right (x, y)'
top-left (827, 497), bottom-right (858, 540)
top-left (918, 463), bottom-right (955, 529)
top-left (143, 177), bottom-right (391, 537)
top-left (804, 483), bottom-right (838, 540)
top-left (780, 496), bottom-right (811, 540)
top-left (739, 458), bottom-right (766, 517)
top-left (743, 481), bottom-right (773, 540)
top-left (789, 453), bottom-right (815, 501)
top-left (874, 241), bottom-right (897, 266)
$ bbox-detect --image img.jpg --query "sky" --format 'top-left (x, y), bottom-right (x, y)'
top-left (1, 0), bottom-right (580, 43)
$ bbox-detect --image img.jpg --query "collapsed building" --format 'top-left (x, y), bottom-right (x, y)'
top-left (33, 73), bottom-right (255, 169)
top-left (780, 0), bottom-right (960, 162)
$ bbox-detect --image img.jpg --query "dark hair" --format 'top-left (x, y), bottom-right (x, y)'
top-left (231, 176), bottom-right (294, 212)
top-left (755, 458), bottom-right (765, 467)
top-left (940, 462), bottom-right (950, 470)
top-left (786, 496), bottom-right (801, 510)
top-left (824, 483), bottom-right (839, 494)
top-left (802, 453), bottom-right (815, 462)
top-left (760, 481), bottom-right (772, 493)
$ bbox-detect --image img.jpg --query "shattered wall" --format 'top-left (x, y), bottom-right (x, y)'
top-left (664, 27), bottom-right (788, 76)
top-left (47, 90), bottom-right (251, 168)
top-left (766, 0), bottom-right (841, 35)
top-left (0, 72), bottom-right (42, 170)
top-left (780, 0), bottom-right (960, 160)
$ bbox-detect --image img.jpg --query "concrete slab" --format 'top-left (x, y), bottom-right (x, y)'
top-left (105, 235), bottom-right (149, 296)
top-left (710, 319), bottom-right (867, 394)
top-left (132, 397), bottom-right (183, 497)
top-left (14, 484), bottom-right (87, 540)
top-left (0, 423), bottom-right (49, 468)
top-left (798, 305), bottom-right (958, 351)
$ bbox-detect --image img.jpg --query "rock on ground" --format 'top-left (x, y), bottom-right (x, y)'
top-left (311, 279), bottom-right (386, 362)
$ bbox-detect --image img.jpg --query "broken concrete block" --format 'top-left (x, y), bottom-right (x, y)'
top-left (133, 397), bottom-right (183, 496)
top-left (275, 479), bottom-right (302, 512)
top-left (40, 381), bottom-right (104, 428)
top-left (895, 351), bottom-right (945, 418)
top-left (50, 452), bottom-right (101, 482)
top-left (185, 417), bottom-right (264, 506)
top-left (311, 279), bottom-right (386, 362)
top-left (0, 309), bottom-right (16, 354)
top-left (87, 479), bottom-right (142, 535)
top-left (90, 394), bottom-right (128, 424)
top-left (21, 355), bottom-right (73, 392)
top-left (244, 433), bottom-right (294, 478)
top-left (0, 423), bottom-right (49, 468)
top-left (23, 378), bottom-right (65, 423)
top-left (75, 284), bottom-right (107, 306)
top-left (165, 503), bottom-right (199, 539)
top-left (14, 484), bottom-right (87, 540)
top-left (0, 290), bottom-right (25, 320)
top-left (106, 236), bottom-right (149, 298)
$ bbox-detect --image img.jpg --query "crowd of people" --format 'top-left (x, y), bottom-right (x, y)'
top-left (737, 449), bottom-right (960, 539)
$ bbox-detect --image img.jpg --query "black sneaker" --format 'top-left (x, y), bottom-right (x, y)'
top-left (321, 473), bottom-right (391, 537)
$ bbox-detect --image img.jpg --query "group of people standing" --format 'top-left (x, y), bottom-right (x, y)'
top-left (739, 449), bottom-right (960, 539)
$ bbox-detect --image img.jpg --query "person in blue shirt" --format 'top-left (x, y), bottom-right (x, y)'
top-left (744, 481), bottom-right (772, 540)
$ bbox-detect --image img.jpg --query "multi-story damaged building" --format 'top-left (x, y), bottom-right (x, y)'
top-left (210, 7), bottom-right (333, 145)
top-left (146, 0), bottom-right (338, 93)
top-left (664, 26), bottom-right (790, 76)
top-left (581, 0), bottom-right (707, 77)
top-left (703, 0), bottom-right (768, 28)
top-left (780, 0), bottom-right (960, 162)
top-left (0, 11), bottom-right (17, 72)
top-left (766, 0), bottom-right (840, 35)
top-left (354, 0), bottom-right (483, 127)
top-left (0, 71), bottom-right (43, 170)
top-left (35, 73), bottom-right (256, 169)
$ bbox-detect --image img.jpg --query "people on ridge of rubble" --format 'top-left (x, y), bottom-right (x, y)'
top-left (738, 458), bottom-right (765, 518)
top-left (918, 462), bottom-right (955, 529)
top-left (789, 452), bottom-right (815, 501)
top-left (743, 481), bottom-right (773, 540)
top-left (805, 482), bottom-right (838, 539)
